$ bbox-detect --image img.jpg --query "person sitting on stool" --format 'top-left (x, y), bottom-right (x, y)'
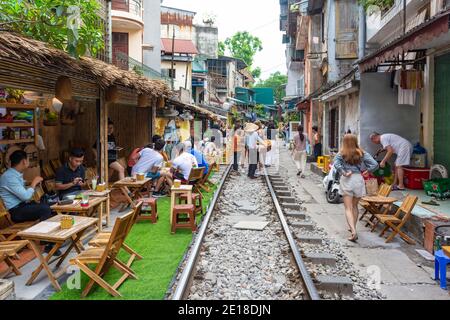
top-left (0, 150), bottom-right (58, 254)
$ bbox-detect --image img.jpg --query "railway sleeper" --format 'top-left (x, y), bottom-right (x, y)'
top-left (315, 275), bottom-right (353, 297)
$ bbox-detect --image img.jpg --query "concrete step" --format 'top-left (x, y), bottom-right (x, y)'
top-left (316, 275), bottom-right (353, 296)
top-left (285, 211), bottom-right (306, 219)
top-left (277, 196), bottom-right (296, 203)
top-left (281, 203), bottom-right (301, 211)
top-left (304, 252), bottom-right (337, 266)
top-left (290, 221), bottom-right (315, 230)
top-left (295, 234), bottom-right (323, 244)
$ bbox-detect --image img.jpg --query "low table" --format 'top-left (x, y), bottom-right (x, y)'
top-left (170, 185), bottom-right (193, 224)
top-left (361, 196), bottom-right (397, 229)
top-left (113, 177), bottom-right (152, 210)
top-left (51, 196), bottom-right (108, 232)
top-left (17, 215), bottom-right (97, 291)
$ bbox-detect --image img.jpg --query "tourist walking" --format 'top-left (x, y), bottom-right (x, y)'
top-left (245, 122), bottom-right (265, 179)
top-left (292, 125), bottom-right (309, 178)
top-left (334, 134), bottom-right (379, 242)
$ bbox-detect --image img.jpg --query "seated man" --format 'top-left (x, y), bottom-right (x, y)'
top-left (132, 139), bottom-right (172, 197)
top-left (172, 142), bottom-right (198, 181)
top-left (203, 136), bottom-right (220, 165)
top-left (185, 140), bottom-right (209, 175)
top-left (55, 148), bottom-right (87, 199)
top-left (0, 150), bottom-right (57, 253)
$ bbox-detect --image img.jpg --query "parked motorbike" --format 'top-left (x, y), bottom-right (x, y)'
top-left (323, 162), bottom-right (342, 203)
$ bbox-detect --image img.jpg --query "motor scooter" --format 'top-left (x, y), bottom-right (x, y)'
top-left (323, 162), bottom-right (342, 203)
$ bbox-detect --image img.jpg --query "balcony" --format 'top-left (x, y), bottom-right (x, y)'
top-left (112, 0), bottom-right (143, 30)
top-left (114, 51), bottom-right (170, 84)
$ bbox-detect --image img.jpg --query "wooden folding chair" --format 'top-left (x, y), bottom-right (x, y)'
top-left (32, 184), bottom-right (46, 203)
top-left (49, 159), bottom-right (63, 173)
top-left (0, 199), bottom-right (37, 241)
top-left (42, 163), bottom-right (55, 179)
top-left (185, 167), bottom-right (205, 193)
top-left (70, 210), bottom-right (137, 297)
top-left (0, 240), bottom-right (32, 278)
top-left (198, 163), bottom-right (215, 193)
top-left (44, 179), bottom-right (56, 194)
top-left (88, 202), bottom-right (143, 267)
top-left (374, 195), bottom-right (418, 244)
top-left (359, 184), bottom-right (393, 222)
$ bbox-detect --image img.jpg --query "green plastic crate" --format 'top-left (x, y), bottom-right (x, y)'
top-left (423, 178), bottom-right (450, 199)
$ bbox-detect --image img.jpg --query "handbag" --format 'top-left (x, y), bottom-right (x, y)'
top-left (41, 192), bottom-right (60, 206)
top-left (365, 178), bottom-right (379, 196)
top-left (293, 150), bottom-right (301, 161)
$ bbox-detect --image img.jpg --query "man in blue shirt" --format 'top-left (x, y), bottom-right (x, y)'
top-left (55, 148), bottom-right (86, 199)
top-left (185, 140), bottom-right (209, 175)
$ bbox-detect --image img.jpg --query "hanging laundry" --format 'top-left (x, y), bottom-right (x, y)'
top-left (394, 70), bottom-right (417, 106)
top-left (400, 70), bottom-right (424, 89)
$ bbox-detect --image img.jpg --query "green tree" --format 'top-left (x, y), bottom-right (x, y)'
top-left (222, 31), bottom-right (263, 79)
top-left (218, 41), bottom-right (225, 56)
top-left (0, 0), bottom-right (105, 58)
top-left (255, 71), bottom-right (287, 104)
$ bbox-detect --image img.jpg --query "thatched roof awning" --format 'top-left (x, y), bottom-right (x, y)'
top-left (0, 32), bottom-right (171, 98)
top-left (168, 98), bottom-right (221, 122)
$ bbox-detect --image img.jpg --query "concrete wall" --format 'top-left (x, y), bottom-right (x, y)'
top-left (343, 92), bottom-right (360, 136)
top-left (194, 25), bottom-right (218, 59)
top-left (359, 72), bottom-right (421, 155)
top-left (286, 67), bottom-right (303, 97)
top-left (161, 24), bottom-right (195, 40)
top-left (161, 60), bottom-right (192, 92)
top-left (143, 0), bottom-right (161, 72)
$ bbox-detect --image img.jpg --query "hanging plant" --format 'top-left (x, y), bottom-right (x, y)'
top-left (358, 0), bottom-right (395, 13)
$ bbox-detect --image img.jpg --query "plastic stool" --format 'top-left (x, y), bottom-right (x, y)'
top-left (434, 249), bottom-right (450, 289)
top-left (317, 156), bottom-right (324, 168)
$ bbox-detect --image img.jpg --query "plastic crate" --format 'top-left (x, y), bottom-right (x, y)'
top-left (372, 162), bottom-right (392, 177)
top-left (423, 178), bottom-right (450, 199)
top-left (403, 166), bottom-right (430, 189)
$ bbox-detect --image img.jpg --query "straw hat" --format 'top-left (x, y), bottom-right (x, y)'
top-left (244, 122), bottom-right (259, 133)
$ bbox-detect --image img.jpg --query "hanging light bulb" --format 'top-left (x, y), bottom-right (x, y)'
top-left (52, 97), bottom-right (63, 113)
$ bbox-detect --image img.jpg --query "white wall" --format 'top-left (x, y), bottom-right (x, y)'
top-left (359, 72), bottom-right (421, 155)
top-left (161, 60), bottom-right (192, 91)
top-left (143, 0), bottom-right (161, 72)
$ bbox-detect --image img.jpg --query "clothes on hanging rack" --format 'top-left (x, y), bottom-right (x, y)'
top-left (400, 70), bottom-right (424, 90)
top-left (394, 70), bottom-right (417, 106)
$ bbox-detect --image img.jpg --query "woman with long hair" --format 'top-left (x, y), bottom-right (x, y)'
top-left (334, 134), bottom-right (379, 242)
top-left (292, 125), bottom-right (309, 177)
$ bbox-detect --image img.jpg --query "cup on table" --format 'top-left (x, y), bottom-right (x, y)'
top-left (136, 173), bottom-right (145, 181)
top-left (91, 178), bottom-right (98, 191)
top-left (174, 179), bottom-right (181, 188)
top-left (96, 183), bottom-right (106, 192)
top-left (80, 194), bottom-right (89, 207)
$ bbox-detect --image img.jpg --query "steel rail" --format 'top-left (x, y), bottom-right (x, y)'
top-left (264, 171), bottom-right (321, 300)
top-left (172, 164), bottom-right (232, 300)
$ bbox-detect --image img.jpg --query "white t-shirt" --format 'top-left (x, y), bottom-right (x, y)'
top-left (173, 152), bottom-right (198, 180)
top-left (131, 148), bottom-right (163, 175)
top-left (380, 134), bottom-right (412, 155)
top-left (204, 142), bottom-right (218, 156)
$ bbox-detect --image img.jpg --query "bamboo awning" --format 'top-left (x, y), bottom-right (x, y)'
top-left (167, 98), bottom-right (221, 122)
top-left (0, 32), bottom-right (171, 98)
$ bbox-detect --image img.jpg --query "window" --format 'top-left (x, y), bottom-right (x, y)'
top-left (162, 68), bottom-right (176, 79)
top-left (297, 76), bottom-right (305, 97)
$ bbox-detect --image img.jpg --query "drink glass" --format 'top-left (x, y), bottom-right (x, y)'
top-left (81, 194), bottom-right (89, 207)
top-left (91, 178), bottom-right (97, 191)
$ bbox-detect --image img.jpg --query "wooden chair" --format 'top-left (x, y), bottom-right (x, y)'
top-left (359, 184), bottom-right (393, 223)
top-left (185, 167), bottom-right (205, 193)
top-left (88, 201), bottom-right (143, 268)
top-left (374, 195), bottom-right (418, 244)
top-left (198, 162), bottom-right (215, 193)
top-left (70, 210), bottom-right (137, 297)
top-left (32, 184), bottom-right (45, 203)
top-left (49, 159), bottom-right (63, 173)
top-left (0, 240), bottom-right (32, 278)
top-left (42, 163), bottom-right (55, 179)
top-left (0, 199), bottom-right (37, 241)
top-left (85, 167), bottom-right (98, 189)
top-left (44, 179), bottom-right (56, 194)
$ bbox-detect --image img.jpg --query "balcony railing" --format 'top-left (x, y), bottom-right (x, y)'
top-left (114, 52), bottom-right (170, 84)
top-left (112, 0), bottom-right (142, 17)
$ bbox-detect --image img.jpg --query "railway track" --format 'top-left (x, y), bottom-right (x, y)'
top-left (167, 164), bottom-right (320, 300)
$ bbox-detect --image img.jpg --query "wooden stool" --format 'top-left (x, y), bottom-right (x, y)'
top-left (138, 198), bottom-right (158, 223)
top-left (178, 193), bottom-right (203, 215)
top-left (171, 204), bottom-right (196, 234)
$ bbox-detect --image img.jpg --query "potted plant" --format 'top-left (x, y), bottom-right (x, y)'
top-left (5, 88), bottom-right (24, 104)
top-left (43, 109), bottom-right (59, 126)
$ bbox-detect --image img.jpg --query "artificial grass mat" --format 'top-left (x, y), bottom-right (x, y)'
top-left (50, 183), bottom-right (218, 300)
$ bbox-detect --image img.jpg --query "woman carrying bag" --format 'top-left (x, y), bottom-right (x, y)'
top-left (292, 125), bottom-right (309, 178)
top-left (334, 134), bottom-right (379, 242)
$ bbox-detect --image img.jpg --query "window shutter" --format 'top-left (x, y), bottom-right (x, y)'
top-left (335, 0), bottom-right (358, 59)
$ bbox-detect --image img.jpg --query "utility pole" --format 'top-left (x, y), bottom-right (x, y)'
top-left (171, 26), bottom-right (175, 91)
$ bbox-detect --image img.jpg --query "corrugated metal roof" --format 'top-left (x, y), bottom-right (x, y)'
top-left (161, 38), bottom-right (198, 54)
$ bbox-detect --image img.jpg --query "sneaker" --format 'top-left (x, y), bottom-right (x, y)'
top-left (297, 171), bottom-right (302, 176)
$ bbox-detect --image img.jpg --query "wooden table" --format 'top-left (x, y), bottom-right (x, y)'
top-left (170, 185), bottom-right (193, 224)
top-left (51, 196), bottom-right (108, 232)
top-left (81, 189), bottom-right (111, 228)
top-left (361, 196), bottom-right (397, 228)
top-left (17, 215), bottom-right (97, 291)
top-left (113, 177), bottom-right (152, 210)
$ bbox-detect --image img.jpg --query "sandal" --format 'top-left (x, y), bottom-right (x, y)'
top-left (392, 185), bottom-right (406, 191)
top-left (348, 233), bottom-right (358, 242)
